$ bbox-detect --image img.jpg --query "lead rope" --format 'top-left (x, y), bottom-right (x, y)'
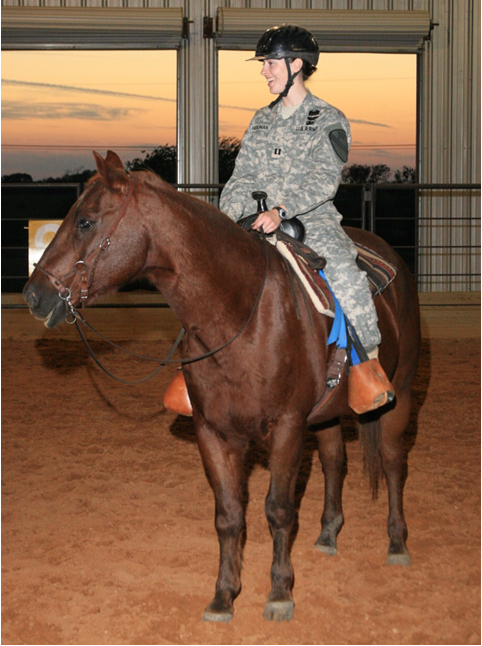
top-left (65, 230), bottom-right (270, 384)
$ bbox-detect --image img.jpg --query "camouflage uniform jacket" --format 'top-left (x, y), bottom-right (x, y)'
top-left (219, 89), bottom-right (351, 235)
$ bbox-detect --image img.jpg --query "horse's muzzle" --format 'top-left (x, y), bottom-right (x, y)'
top-left (23, 275), bottom-right (68, 328)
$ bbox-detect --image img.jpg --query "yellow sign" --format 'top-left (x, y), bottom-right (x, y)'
top-left (28, 220), bottom-right (63, 276)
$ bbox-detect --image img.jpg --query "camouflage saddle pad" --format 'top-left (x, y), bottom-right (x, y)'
top-left (273, 232), bottom-right (397, 317)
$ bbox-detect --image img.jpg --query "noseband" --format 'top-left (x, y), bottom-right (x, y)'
top-left (35, 181), bottom-right (135, 314)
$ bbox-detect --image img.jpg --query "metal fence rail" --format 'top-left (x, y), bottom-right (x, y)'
top-left (1, 181), bottom-right (480, 306)
top-left (362, 182), bottom-right (480, 291)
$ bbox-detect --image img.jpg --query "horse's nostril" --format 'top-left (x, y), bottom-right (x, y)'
top-left (23, 286), bottom-right (38, 307)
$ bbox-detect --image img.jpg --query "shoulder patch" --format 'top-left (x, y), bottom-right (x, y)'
top-left (328, 129), bottom-right (348, 163)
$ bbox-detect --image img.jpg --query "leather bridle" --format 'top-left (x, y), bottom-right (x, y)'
top-left (35, 181), bottom-right (135, 310)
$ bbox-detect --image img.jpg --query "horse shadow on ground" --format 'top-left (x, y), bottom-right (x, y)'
top-left (33, 337), bottom-right (176, 423)
top-left (168, 338), bottom-right (431, 551)
top-left (34, 336), bottom-right (177, 376)
top-left (34, 338), bottom-right (122, 374)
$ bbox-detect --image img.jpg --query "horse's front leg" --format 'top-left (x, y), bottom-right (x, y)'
top-left (313, 421), bottom-right (346, 555)
top-left (195, 419), bottom-right (247, 622)
top-left (263, 417), bottom-right (305, 622)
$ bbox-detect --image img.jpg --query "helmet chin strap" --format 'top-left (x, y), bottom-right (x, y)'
top-left (269, 58), bottom-right (301, 109)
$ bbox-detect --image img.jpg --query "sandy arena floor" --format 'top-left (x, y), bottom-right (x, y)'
top-left (1, 306), bottom-right (480, 645)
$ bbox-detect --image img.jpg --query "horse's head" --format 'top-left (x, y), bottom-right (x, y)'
top-left (23, 151), bottom-right (148, 327)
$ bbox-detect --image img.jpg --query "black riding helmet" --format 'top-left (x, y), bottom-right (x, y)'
top-left (249, 25), bottom-right (319, 67)
top-left (248, 25), bottom-right (319, 108)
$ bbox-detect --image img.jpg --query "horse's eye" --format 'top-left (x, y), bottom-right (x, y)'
top-left (77, 218), bottom-right (94, 231)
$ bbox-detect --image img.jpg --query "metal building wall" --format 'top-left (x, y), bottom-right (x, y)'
top-left (2, 0), bottom-right (480, 291)
top-left (419, 0), bottom-right (480, 290)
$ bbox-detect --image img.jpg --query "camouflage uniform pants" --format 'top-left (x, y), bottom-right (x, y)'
top-left (304, 213), bottom-right (381, 351)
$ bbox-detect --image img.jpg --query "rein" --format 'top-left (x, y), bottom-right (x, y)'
top-left (37, 181), bottom-right (270, 384)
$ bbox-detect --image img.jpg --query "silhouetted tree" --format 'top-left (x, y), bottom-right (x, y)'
top-left (126, 145), bottom-right (177, 183)
top-left (219, 136), bottom-right (241, 184)
top-left (393, 166), bottom-right (416, 183)
top-left (41, 168), bottom-right (96, 184)
top-left (342, 164), bottom-right (372, 184)
top-left (369, 164), bottom-right (391, 183)
top-left (342, 163), bottom-right (396, 184)
top-left (2, 172), bottom-right (33, 183)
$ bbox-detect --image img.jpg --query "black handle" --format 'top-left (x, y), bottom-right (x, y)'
top-left (252, 191), bottom-right (268, 214)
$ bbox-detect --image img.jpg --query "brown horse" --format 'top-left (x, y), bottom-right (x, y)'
top-left (23, 151), bottom-right (421, 623)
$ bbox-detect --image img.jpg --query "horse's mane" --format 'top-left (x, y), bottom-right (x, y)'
top-left (129, 169), bottom-right (231, 224)
top-left (130, 169), bottom-right (176, 193)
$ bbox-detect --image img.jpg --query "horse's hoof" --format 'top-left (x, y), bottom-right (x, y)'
top-left (314, 540), bottom-right (337, 555)
top-left (202, 592), bottom-right (235, 622)
top-left (202, 608), bottom-right (233, 623)
top-left (387, 552), bottom-right (411, 567)
top-left (263, 600), bottom-right (294, 622)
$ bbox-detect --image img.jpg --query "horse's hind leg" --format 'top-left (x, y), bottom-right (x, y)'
top-left (195, 420), bottom-right (247, 622)
top-left (263, 418), bottom-right (305, 622)
top-left (313, 421), bottom-right (346, 555)
top-left (379, 389), bottom-right (412, 566)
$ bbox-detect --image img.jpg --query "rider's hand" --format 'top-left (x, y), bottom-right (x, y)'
top-left (251, 208), bottom-right (282, 234)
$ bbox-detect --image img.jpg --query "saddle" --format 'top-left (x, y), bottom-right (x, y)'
top-left (272, 230), bottom-right (397, 317)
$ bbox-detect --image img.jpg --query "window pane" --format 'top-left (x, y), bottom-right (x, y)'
top-left (2, 50), bottom-right (177, 181)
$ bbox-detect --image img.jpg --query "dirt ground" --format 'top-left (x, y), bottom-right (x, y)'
top-left (1, 310), bottom-right (480, 645)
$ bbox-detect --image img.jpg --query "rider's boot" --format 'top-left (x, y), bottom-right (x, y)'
top-left (348, 347), bottom-right (395, 414)
top-left (163, 370), bottom-right (193, 416)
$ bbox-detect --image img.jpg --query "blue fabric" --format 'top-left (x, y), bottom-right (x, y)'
top-left (319, 270), bottom-right (362, 366)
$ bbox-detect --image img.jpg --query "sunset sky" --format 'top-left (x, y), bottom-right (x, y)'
top-left (2, 50), bottom-right (416, 180)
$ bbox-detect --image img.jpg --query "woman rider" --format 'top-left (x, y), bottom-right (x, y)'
top-left (219, 24), bottom-right (393, 411)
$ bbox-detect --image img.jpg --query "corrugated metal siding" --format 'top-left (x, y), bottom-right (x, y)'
top-left (216, 8), bottom-right (430, 51)
top-left (419, 0), bottom-right (480, 291)
top-left (2, 6), bottom-right (184, 48)
top-left (0, 1), bottom-right (432, 9)
top-left (1, 0), bottom-right (480, 291)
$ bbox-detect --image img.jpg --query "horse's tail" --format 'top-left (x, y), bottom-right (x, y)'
top-left (358, 416), bottom-right (382, 499)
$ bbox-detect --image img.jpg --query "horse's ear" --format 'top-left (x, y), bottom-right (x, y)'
top-left (92, 150), bottom-right (129, 193)
top-left (105, 150), bottom-right (124, 170)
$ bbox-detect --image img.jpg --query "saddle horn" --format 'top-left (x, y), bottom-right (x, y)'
top-left (237, 191), bottom-right (306, 243)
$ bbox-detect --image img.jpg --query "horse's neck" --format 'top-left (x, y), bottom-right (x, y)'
top-left (145, 193), bottom-right (267, 336)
